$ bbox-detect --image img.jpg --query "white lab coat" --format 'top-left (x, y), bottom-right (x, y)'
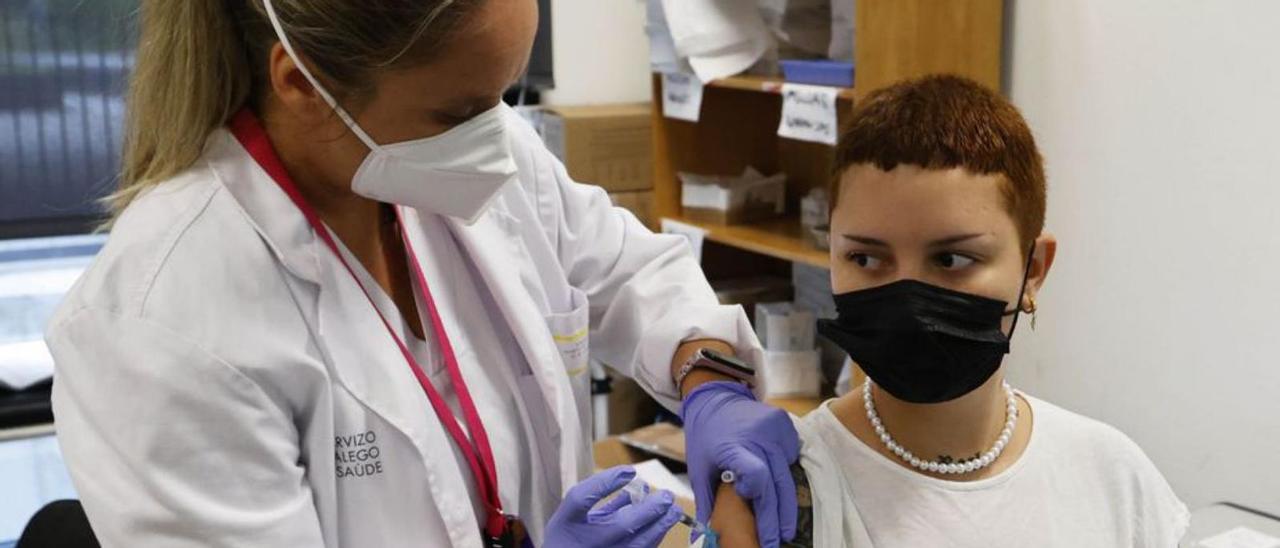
top-left (45, 105), bottom-right (764, 547)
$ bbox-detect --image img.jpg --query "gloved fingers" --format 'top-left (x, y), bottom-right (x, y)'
top-left (563, 465), bottom-right (636, 520)
top-left (588, 491), bottom-right (634, 520)
top-left (762, 443), bottom-right (799, 541)
top-left (724, 447), bottom-right (781, 548)
top-left (770, 411), bottom-right (803, 462)
top-left (609, 489), bottom-right (675, 538)
top-left (626, 504), bottom-right (685, 548)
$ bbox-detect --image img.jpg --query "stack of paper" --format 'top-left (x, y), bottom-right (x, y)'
top-left (645, 0), bottom-right (691, 74)
top-left (659, 0), bottom-right (773, 82)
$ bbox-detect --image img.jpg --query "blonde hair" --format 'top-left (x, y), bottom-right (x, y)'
top-left (109, 0), bottom-right (476, 223)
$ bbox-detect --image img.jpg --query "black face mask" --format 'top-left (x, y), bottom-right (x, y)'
top-left (817, 251), bottom-right (1034, 404)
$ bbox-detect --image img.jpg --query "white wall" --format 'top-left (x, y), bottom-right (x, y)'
top-left (1005, 1), bottom-right (1280, 515)
top-left (542, 0), bottom-right (653, 105)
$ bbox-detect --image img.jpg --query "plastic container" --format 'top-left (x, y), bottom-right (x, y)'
top-left (780, 59), bottom-right (855, 88)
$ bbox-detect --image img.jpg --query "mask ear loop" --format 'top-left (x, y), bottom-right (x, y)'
top-left (261, 0), bottom-right (381, 153)
top-left (1005, 243), bottom-right (1038, 340)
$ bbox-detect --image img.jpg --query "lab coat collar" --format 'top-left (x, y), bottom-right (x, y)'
top-left (206, 125), bottom-right (323, 285)
top-left (211, 116), bottom-right (484, 544)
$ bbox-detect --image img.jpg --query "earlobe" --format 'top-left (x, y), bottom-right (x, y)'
top-left (1025, 233), bottom-right (1058, 300)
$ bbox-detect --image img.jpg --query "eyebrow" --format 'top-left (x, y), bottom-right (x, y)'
top-left (927, 233), bottom-right (987, 246)
top-left (841, 235), bottom-right (889, 247)
top-left (841, 233), bottom-right (988, 247)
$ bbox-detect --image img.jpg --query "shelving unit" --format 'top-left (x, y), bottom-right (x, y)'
top-left (666, 215), bottom-right (829, 268)
top-left (707, 74), bottom-right (856, 101)
top-left (649, 0), bottom-right (1004, 272)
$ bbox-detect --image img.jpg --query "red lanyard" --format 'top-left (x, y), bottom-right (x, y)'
top-left (229, 110), bottom-right (507, 539)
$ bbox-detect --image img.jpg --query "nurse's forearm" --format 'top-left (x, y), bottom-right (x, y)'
top-left (672, 339), bottom-right (736, 398)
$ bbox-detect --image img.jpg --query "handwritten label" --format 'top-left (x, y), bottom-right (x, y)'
top-left (662, 72), bottom-right (704, 122)
top-left (777, 83), bottom-right (839, 146)
top-left (661, 218), bottom-right (707, 262)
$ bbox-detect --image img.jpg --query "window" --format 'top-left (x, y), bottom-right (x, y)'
top-left (0, 0), bottom-right (137, 238)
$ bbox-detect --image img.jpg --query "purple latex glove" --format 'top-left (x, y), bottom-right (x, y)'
top-left (682, 381), bottom-right (800, 547)
top-left (543, 465), bottom-right (684, 548)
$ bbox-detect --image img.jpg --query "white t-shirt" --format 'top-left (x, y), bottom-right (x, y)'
top-left (794, 393), bottom-right (1190, 548)
top-left (338, 210), bottom-right (558, 541)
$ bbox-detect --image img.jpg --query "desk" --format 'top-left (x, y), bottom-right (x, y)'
top-left (1181, 503), bottom-right (1280, 547)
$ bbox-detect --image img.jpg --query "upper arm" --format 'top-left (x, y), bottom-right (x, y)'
top-left (710, 463), bottom-right (816, 548)
top-left (48, 307), bottom-right (324, 547)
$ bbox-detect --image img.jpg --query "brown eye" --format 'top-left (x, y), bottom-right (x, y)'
top-left (847, 252), bottom-right (884, 269)
top-left (933, 252), bottom-right (976, 271)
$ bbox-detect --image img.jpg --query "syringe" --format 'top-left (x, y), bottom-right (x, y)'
top-left (621, 478), bottom-right (719, 547)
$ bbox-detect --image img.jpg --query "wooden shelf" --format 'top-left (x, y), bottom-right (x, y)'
top-left (664, 215), bottom-right (829, 269)
top-left (707, 74), bottom-right (856, 101)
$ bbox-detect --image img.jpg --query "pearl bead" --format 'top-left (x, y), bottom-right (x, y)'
top-left (863, 378), bottom-right (1020, 477)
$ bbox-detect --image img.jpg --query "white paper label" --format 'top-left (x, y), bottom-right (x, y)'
top-left (1198, 527), bottom-right (1280, 548)
top-left (662, 72), bottom-right (704, 122)
top-left (777, 83), bottom-right (839, 145)
top-left (661, 218), bottom-right (707, 262)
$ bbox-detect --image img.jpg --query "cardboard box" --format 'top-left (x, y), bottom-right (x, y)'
top-left (761, 349), bottom-right (823, 399)
top-left (755, 302), bottom-right (817, 351)
top-left (609, 190), bottom-right (655, 228)
top-left (680, 169), bottom-right (787, 225)
top-left (542, 103), bottom-right (653, 193)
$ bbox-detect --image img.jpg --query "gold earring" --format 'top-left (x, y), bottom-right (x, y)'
top-left (1025, 296), bottom-right (1038, 330)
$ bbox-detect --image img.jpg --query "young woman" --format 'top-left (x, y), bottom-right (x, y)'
top-left (709, 75), bottom-right (1189, 547)
top-left (45, 0), bottom-right (802, 546)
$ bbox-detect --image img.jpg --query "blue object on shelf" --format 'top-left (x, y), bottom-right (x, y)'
top-left (780, 59), bottom-right (855, 88)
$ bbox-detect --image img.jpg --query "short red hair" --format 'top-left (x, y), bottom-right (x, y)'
top-left (833, 74), bottom-right (1046, 250)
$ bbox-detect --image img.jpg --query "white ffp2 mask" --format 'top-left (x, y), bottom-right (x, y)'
top-left (262, 0), bottom-right (516, 224)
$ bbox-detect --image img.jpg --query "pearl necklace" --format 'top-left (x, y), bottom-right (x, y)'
top-left (863, 380), bottom-right (1019, 475)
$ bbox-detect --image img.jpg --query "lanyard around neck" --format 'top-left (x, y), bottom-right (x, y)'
top-left (229, 109), bottom-right (507, 539)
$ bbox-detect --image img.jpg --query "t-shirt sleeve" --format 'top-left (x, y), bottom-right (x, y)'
top-left (1109, 428), bottom-right (1191, 547)
top-left (1132, 453), bottom-right (1191, 546)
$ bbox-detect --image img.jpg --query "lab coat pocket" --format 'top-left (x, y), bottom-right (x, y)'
top-left (545, 287), bottom-right (591, 438)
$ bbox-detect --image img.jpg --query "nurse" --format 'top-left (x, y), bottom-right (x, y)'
top-left (45, 0), bottom-right (800, 547)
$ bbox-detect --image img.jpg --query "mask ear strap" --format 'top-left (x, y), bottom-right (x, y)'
top-left (1006, 243), bottom-right (1038, 339)
top-left (261, 0), bottom-right (381, 152)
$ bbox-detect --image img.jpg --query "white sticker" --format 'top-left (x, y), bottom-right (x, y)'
top-left (661, 218), bottom-right (707, 262)
top-left (777, 83), bottom-right (840, 145)
top-left (662, 72), bottom-right (704, 122)
top-left (1198, 527), bottom-right (1280, 548)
